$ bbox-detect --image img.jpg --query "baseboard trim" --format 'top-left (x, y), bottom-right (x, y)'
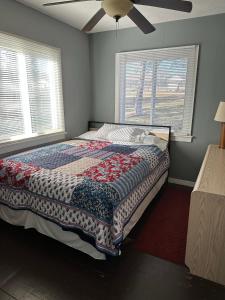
top-left (168, 177), bottom-right (195, 188)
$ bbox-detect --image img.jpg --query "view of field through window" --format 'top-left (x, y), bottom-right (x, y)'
top-left (121, 58), bottom-right (188, 131)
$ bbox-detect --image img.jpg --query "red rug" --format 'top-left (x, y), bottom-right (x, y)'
top-left (134, 185), bottom-right (191, 265)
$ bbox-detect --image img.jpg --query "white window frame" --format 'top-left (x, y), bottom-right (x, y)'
top-left (115, 45), bottom-right (199, 142)
top-left (0, 30), bottom-right (66, 155)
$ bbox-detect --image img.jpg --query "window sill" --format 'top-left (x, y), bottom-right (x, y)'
top-left (0, 131), bottom-right (67, 156)
top-left (171, 135), bottom-right (193, 142)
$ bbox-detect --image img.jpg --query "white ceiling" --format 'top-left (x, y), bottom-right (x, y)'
top-left (16, 0), bottom-right (225, 33)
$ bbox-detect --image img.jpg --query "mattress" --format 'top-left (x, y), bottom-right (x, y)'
top-left (0, 171), bottom-right (168, 260)
top-left (0, 136), bottom-right (170, 255)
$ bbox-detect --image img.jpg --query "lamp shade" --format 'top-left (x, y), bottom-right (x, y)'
top-left (215, 101), bottom-right (225, 122)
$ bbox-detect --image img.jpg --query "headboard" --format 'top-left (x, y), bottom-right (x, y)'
top-left (88, 121), bottom-right (171, 150)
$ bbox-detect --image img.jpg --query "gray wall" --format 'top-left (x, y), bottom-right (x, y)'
top-left (89, 14), bottom-right (225, 182)
top-left (1, 1), bottom-right (225, 182)
top-left (0, 0), bottom-right (90, 139)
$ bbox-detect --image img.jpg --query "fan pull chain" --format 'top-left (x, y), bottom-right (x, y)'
top-left (115, 18), bottom-right (120, 41)
top-left (115, 20), bottom-right (118, 40)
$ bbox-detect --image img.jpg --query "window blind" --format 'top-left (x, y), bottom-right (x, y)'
top-left (115, 45), bottom-right (199, 141)
top-left (0, 31), bottom-right (64, 144)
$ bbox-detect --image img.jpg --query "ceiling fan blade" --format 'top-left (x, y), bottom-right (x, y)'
top-left (43, 0), bottom-right (91, 7)
top-left (128, 7), bottom-right (155, 34)
top-left (133, 0), bottom-right (193, 13)
top-left (82, 8), bottom-right (106, 32)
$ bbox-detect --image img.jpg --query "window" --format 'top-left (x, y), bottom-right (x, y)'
top-left (115, 45), bottom-right (199, 142)
top-left (0, 31), bottom-right (64, 146)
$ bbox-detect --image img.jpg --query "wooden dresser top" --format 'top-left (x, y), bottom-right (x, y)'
top-left (194, 145), bottom-right (225, 196)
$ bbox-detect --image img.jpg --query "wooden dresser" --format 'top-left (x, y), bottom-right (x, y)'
top-left (185, 145), bottom-right (225, 286)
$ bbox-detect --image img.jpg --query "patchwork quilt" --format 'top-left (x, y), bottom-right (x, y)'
top-left (0, 139), bottom-right (170, 255)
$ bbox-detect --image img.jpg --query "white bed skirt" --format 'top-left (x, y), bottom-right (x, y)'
top-left (0, 171), bottom-right (168, 260)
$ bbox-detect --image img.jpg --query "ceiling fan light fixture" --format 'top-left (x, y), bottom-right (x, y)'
top-left (43, 0), bottom-right (193, 34)
top-left (102, 0), bottom-right (133, 18)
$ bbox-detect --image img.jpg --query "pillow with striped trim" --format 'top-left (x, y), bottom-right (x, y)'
top-left (95, 124), bottom-right (118, 139)
top-left (96, 124), bottom-right (147, 142)
top-left (107, 127), bottom-right (145, 142)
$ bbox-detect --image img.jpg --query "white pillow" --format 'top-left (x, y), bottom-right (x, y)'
top-left (95, 124), bottom-right (147, 142)
top-left (142, 135), bottom-right (162, 144)
top-left (95, 124), bottom-right (118, 139)
top-left (107, 127), bottom-right (145, 142)
top-left (78, 131), bottom-right (97, 140)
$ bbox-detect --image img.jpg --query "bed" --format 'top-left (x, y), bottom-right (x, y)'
top-left (0, 122), bottom-right (170, 259)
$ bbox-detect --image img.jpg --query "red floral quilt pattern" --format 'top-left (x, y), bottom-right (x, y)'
top-left (80, 140), bottom-right (112, 151)
top-left (79, 154), bottom-right (142, 183)
top-left (0, 160), bottom-right (40, 188)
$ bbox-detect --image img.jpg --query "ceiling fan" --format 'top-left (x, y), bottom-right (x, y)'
top-left (43, 0), bottom-right (193, 34)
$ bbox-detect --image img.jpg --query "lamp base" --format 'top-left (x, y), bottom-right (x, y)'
top-left (219, 123), bottom-right (225, 149)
